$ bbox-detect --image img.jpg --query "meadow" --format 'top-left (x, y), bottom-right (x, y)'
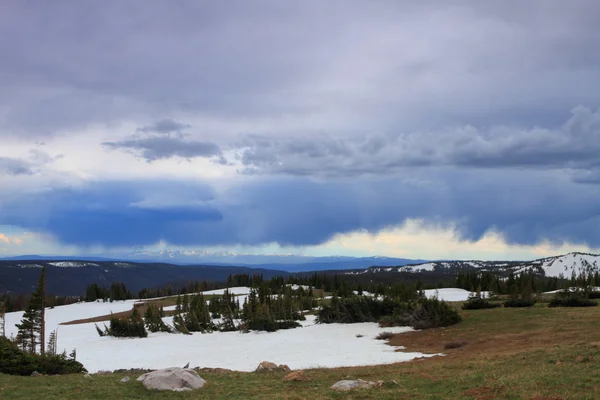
top-left (2, 302), bottom-right (599, 399)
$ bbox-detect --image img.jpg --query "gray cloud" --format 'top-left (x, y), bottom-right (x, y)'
top-left (0, 150), bottom-right (60, 176)
top-left (1, 1), bottom-right (600, 137)
top-left (0, 157), bottom-right (34, 176)
top-left (137, 119), bottom-right (191, 134)
top-left (238, 106), bottom-right (600, 179)
top-left (103, 133), bottom-right (224, 162)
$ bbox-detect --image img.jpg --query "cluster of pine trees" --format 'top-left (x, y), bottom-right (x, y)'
top-left (317, 292), bottom-right (461, 330)
top-left (96, 308), bottom-right (148, 338)
top-left (85, 282), bottom-right (132, 302)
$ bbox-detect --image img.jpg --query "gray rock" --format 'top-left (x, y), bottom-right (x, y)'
top-left (330, 379), bottom-right (383, 391)
top-left (84, 373), bottom-right (92, 379)
top-left (120, 376), bottom-right (130, 383)
top-left (30, 371), bottom-right (42, 377)
top-left (137, 367), bottom-right (206, 391)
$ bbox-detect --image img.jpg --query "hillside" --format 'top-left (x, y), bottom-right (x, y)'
top-left (0, 260), bottom-right (288, 296)
top-left (348, 252), bottom-right (600, 279)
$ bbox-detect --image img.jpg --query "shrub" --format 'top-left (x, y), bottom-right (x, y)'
top-left (503, 298), bottom-right (536, 308)
top-left (587, 292), bottom-right (600, 299)
top-left (376, 331), bottom-right (395, 340)
top-left (388, 298), bottom-right (462, 329)
top-left (0, 337), bottom-right (86, 376)
top-left (548, 294), bottom-right (597, 308)
top-left (316, 296), bottom-right (404, 324)
top-left (107, 313), bottom-right (148, 338)
top-left (462, 296), bottom-right (500, 310)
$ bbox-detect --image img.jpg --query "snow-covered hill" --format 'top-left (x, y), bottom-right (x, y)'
top-left (348, 252), bottom-right (600, 278)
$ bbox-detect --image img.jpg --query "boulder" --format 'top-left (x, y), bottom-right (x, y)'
top-left (279, 364), bottom-right (291, 373)
top-left (255, 361), bottom-right (291, 373)
top-left (30, 371), bottom-right (42, 377)
top-left (120, 376), bottom-right (130, 383)
top-left (283, 371), bottom-right (311, 382)
top-left (330, 379), bottom-right (383, 391)
top-left (137, 368), bottom-right (206, 391)
top-left (255, 361), bottom-right (278, 372)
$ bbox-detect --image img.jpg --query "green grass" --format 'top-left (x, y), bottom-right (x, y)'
top-left (2, 305), bottom-right (600, 399)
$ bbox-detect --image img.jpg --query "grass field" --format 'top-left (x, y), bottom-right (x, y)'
top-left (2, 304), bottom-right (600, 399)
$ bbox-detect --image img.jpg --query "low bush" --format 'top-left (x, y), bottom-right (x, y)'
top-left (387, 298), bottom-right (462, 329)
top-left (462, 296), bottom-right (500, 310)
top-left (548, 294), bottom-right (597, 308)
top-left (316, 296), bottom-right (409, 324)
top-left (0, 337), bottom-right (86, 376)
top-left (96, 311), bottom-right (148, 338)
top-left (587, 291), bottom-right (600, 299)
top-left (109, 315), bottom-right (148, 337)
top-left (504, 298), bottom-right (536, 308)
top-left (376, 331), bottom-right (395, 340)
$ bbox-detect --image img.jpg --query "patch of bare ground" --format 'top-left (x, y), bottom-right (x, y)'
top-left (388, 305), bottom-right (600, 361)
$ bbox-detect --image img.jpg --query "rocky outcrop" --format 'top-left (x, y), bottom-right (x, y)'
top-left (330, 379), bottom-right (383, 391)
top-left (137, 367), bottom-right (206, 391)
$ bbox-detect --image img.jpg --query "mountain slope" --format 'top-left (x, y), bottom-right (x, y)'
top-left (349, 252), bottom-right (600, 278)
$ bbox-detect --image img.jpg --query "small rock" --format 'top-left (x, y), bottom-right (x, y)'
top-left (331, 379), bottom-right (382, 391)
top-left (283, 371), bottom-right (311, 382)
top-left (31, 371), bottom-right (42, 377)
top-left (84, 373), bottom-right (92, 379)
top-left (120, 376), bottom-right (130, 383)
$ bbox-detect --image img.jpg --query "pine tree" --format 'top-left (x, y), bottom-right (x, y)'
top-left (47, 329), bottom-right (57, 356)
top-left (15, 266), bottom-right (46, 354)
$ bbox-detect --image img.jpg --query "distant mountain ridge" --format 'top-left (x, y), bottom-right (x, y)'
top-left (0, 252), bottom-right (427, 272)
top-left (3, 252), bottom-right (598, 296)
top-left (349, 252), bottom-right (600, 278)
top-left (0, 260), bottom-right (288, 296)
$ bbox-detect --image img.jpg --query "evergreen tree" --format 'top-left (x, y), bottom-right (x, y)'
top-left (47, 330), bottom-right (57, 356)
top-left (15, 266), bottom-right (46, 354)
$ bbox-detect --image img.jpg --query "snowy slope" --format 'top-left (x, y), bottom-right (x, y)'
top-left (4, 303), bottom-right (436, 373)
top-left (514, 252), bottom-right (600, 277)
top-left (350, 252), bottom-right (600, 278)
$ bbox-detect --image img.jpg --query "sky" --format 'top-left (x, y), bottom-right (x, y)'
top-left (1, 1), bottom-right (600, 261)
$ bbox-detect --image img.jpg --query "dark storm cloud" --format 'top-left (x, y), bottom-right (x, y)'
top-left (1, 171), bottom-right (599, 248)
top-left (2, 1), bottom-right (600, 252)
